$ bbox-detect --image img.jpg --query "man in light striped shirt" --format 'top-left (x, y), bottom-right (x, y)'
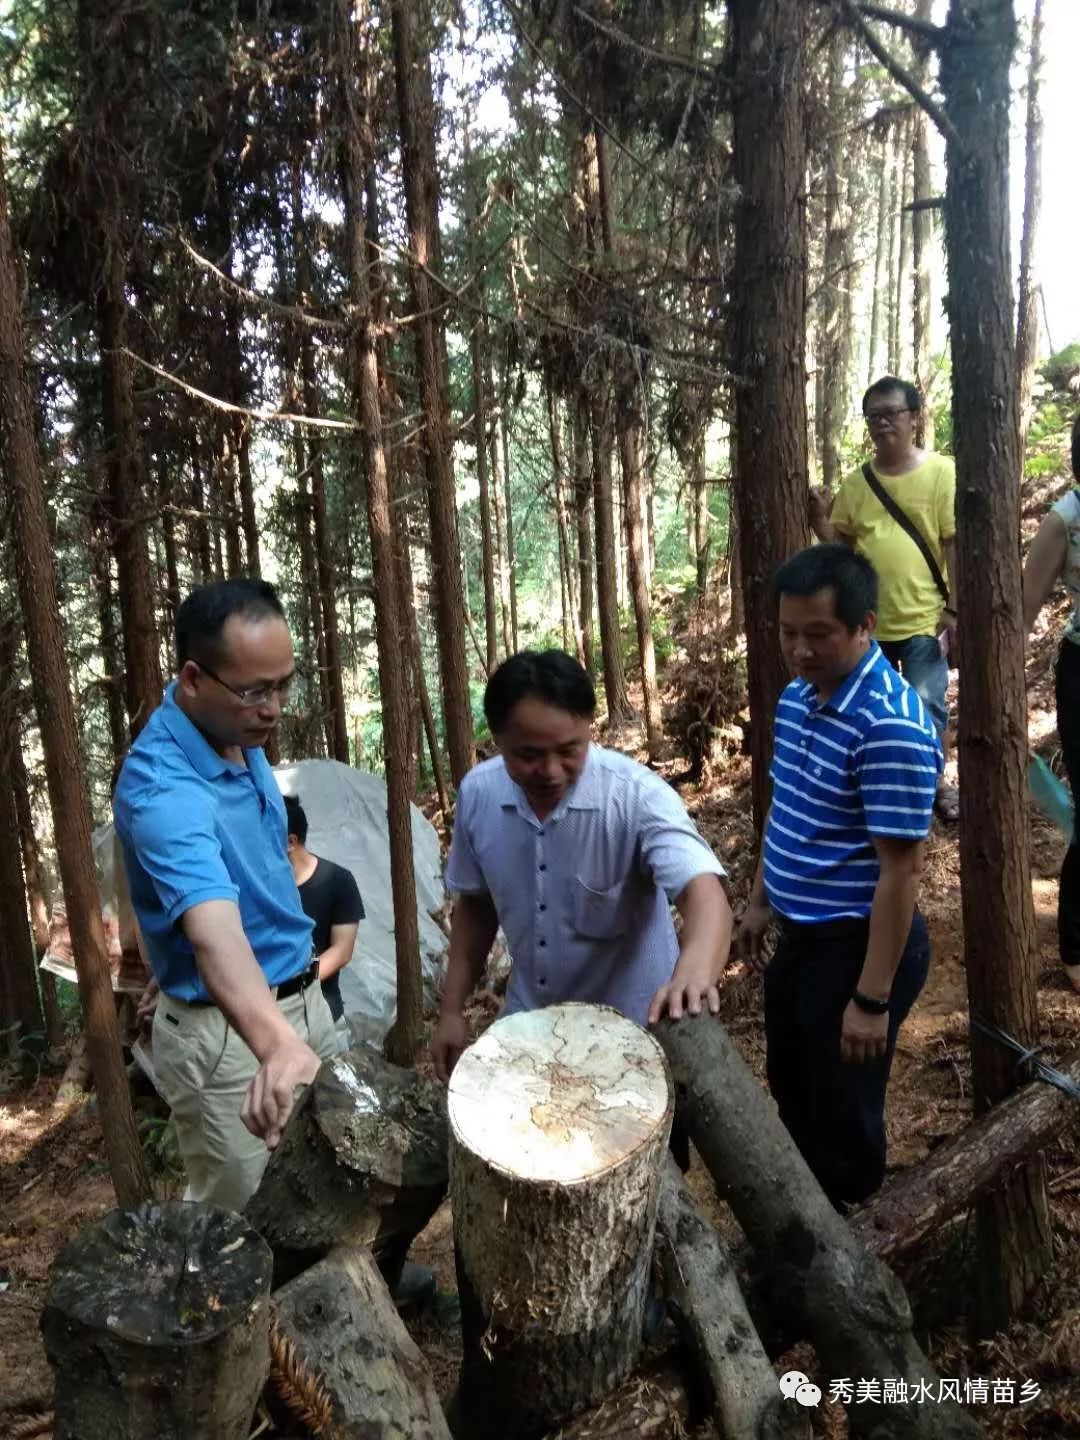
top-left (737, 544), bottom-right (942, 1208)
top-left (434, 650), bottom-right (732, 1085)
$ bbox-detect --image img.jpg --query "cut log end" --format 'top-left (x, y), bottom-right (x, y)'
top-left (45, 1202), bottom-right (270, 1346)
top-left (448, 1002), bottom-right (672, 1184)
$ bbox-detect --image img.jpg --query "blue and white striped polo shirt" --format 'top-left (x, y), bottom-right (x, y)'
top-left (764, 642), bottom-right (942, 924)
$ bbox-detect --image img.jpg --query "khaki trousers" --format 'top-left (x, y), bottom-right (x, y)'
top-left (153, 978), bottom-right (339, 1213)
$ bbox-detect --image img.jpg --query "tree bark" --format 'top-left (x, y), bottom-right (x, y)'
top-left (590, 383), bottom-right (632, 727)
top-left (852, 1045), bottom-right (1080, 1267)
top-left (96, 238), bottom-right (162, 738)
top-left (573, 390), bottom-right (596, 673)
top-left (940, 0), bottom-right (1053, 1335)
top-left (0, 615), bottom-right (44, 1056)
top-left (472, 306), bottom-right (499, 674)
top-left (188, 435), bottom-right (214, 581)
top-left (292, 166), bottom-right (350, 765)
top-left (42, 1202), bottom-right (271, 1440)
top-left (546, 1351), bottom-right (696, 1440)
top-left (490, 387), bottom-right (513, 658)
top-left (886, 128), bottom-right (903, 376)
top-left (0, 134), bottom-right (151, 1207)
top-left (269, 1244), bottom-right (451, 1440)
top-left (245, 1046), bottom-right (448, 1271)
top-left (89, 519), bottom-right (129, 779)
top-left (911, 0), bottom-right (936, 448)
top-left (656, 1014), bottom-right (982, 1439)
top-left (729, 0), bottom-right (811, 833)
top-left (893, 119), bottom-right (911, 378)
top-left (549, 382), bottom-right (580, 658)
top-left (656, 1161), bottom-right (810, 1440)
top-left (615, 385), bottom-right (663, 757)
top-left (390, 0), bottom-right (474, 785)
top-left (449, 1003), bottom-right (672, 1440)
top-left (1015, 0), bottom-right (1045, 449)
top-left (818, 27), bottom-right (849, 494)
top-left (337, 0), bottom-right (424, 1062)
top-left (868, 140), bottom-right (891, 386)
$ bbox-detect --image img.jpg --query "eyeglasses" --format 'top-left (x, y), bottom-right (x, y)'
top-left (864, 407), bottom-right (911, 424)
top-left (195, 660), bottom-right (294, 708)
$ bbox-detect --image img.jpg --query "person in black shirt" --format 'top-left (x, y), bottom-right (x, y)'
top-left (284, 795), bottom-right (364, 1024)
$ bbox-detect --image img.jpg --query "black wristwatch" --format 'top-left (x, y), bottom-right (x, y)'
top-left (851, 989), bottom-right (890, 1015)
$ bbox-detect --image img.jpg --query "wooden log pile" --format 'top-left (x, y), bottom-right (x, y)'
top-left (41, 1013), bottom-right (1076, 1439)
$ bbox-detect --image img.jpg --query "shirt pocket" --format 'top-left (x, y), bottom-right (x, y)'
top-left (572, 875), bottom-right (629, 939)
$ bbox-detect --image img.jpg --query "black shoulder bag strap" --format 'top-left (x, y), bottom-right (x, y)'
top-left (861, 462), bottom-right (950, 604)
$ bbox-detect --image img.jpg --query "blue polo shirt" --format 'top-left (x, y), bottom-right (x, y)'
top-left (113, 683), bottom-right (314, 1001)
top-left (764, 642), bottom-right (942, 924)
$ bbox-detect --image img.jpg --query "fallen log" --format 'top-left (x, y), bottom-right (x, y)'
top-left (41, 1202), bottom-right (271, 1440)
top-left (449, 1002), bottom-right (673, 1440)
top-left (656, 1159), bottom-right (810, 1440)
top-left (656, 1014), bottom-right (983, 1439)
top-left (269, 1243), bottom-right (451, 1440)
top-left (853, 1046), bottom-right (1080, 1264)
top-left (245, 1046), bottom-right (448, 1277)
top-left (545, 1350), bottom-right (699, 1440)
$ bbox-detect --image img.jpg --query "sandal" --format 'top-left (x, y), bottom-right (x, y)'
top-left (934, 783), bottom-right (960, 823)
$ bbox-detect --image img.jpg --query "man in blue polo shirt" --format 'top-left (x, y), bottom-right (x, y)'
top-left (114, 579), bottom-right (338, 1211)
top-left (736, 544), bottom-right (941, 1208)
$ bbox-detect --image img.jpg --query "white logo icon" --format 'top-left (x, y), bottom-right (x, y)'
top-left (779, 1370), bottom-right (822, 1407)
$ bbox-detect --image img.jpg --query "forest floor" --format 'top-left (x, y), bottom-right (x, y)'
top-left (3, 594), bottom-right (1080, 1439)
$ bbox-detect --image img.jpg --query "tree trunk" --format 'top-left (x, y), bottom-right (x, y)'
top-left (472, 308), bottom-right (499, 674)
top-left (0, 615), bottom-right (44, 1057)
top-left (292, 168), bottom-right (350, 765)
top-left (246, 1045), bottom-right (447, 1270)
top-left (0, 136), bottom-right (152, 1206)
top-left (590, 383), bottom-right (632, 726)
top-left (449, 1003), bottom-right (672, 1440)
top-left (390, 0), bottom-right (474, 785)
top-left (893, 119), bottom-right (911, 379)
top-left (9, 710), bottom-right (60, 1046)
top-left (911, 0), bottom-right (936, 447)
top-left (940, 0), bottom-right (1053, 1335)
top-left (616, 388), bottom-right (663, 758)
top-left (89, 522), bottom-right (129, 779)
top-left (490, 388), bottom-right (513, 659)
top-left (549, 383), bottom-right (580, 658)
top-left (818, 28), bottom-right (849, 494)
top-left (97, 236), bottom-right (162, 738)
top-left (656, 1015), bottom-right (982, 1439)
top-left (216, 421), bottom-right (244, 578)
top-left (42, 1202), bottom-right (271, 1440)
top-left (500, 401), bottom-right (520, 652)
top-left (693, 450), bottom-right (710, 596)
top-left (868, 140), bottom-right (890, 386)
top-left (729, 0), bottom-right (811, 833)
top-left (656, 1162), bottom-right (810, 1440)
top-left (337, 0), bottom-right (424, 1061)
top-left (852, 1045), bottom-right (1080, 1267)
top-left (270, 1244), bottom-right (452, 1440)
top-left (573, 390), bottom-right (596, 673)
top-left (1015, 0), bottom-right (1044, 449)
top-left (188, 435), bottom-right (214, 581)
top-left (886, 128), bottom-right (903, 375)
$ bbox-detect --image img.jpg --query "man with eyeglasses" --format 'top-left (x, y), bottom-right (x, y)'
top-left (808, 376), bottom-right (958, 821)
top-left (114, 578), bottom-right (339, 1210)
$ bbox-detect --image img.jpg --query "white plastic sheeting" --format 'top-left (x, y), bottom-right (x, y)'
top-left (274, 759), bottom-right (447, 1039)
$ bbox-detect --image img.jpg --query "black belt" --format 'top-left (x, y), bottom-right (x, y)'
top-left (188, 959), bottom-right (320, 1007)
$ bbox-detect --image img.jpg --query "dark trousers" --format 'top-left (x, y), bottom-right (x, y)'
top-left (764, 912), bottom-right (930, 1210)
top-left (1056, 641), bottom-right (1080, 967)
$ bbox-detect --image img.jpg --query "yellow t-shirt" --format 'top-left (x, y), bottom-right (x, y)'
top-left (829, 454), bottom-right (956, 642)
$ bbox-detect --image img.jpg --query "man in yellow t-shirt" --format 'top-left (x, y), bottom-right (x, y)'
top-left (809, 376), bottom-right (958, 820)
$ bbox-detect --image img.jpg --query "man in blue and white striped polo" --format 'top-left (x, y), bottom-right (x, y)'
top-left (736, 543), bottom-right (942, 1209)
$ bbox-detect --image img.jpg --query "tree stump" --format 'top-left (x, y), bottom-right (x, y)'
top-left (269, 1243), bottom-right (452, 1440)
top-left (448, 1002), bottom-right (673, 1440)
top-left (245, 1046), bottom-right (448, 1280)
top-left (41, 1202), bottom-right (271, 1440)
